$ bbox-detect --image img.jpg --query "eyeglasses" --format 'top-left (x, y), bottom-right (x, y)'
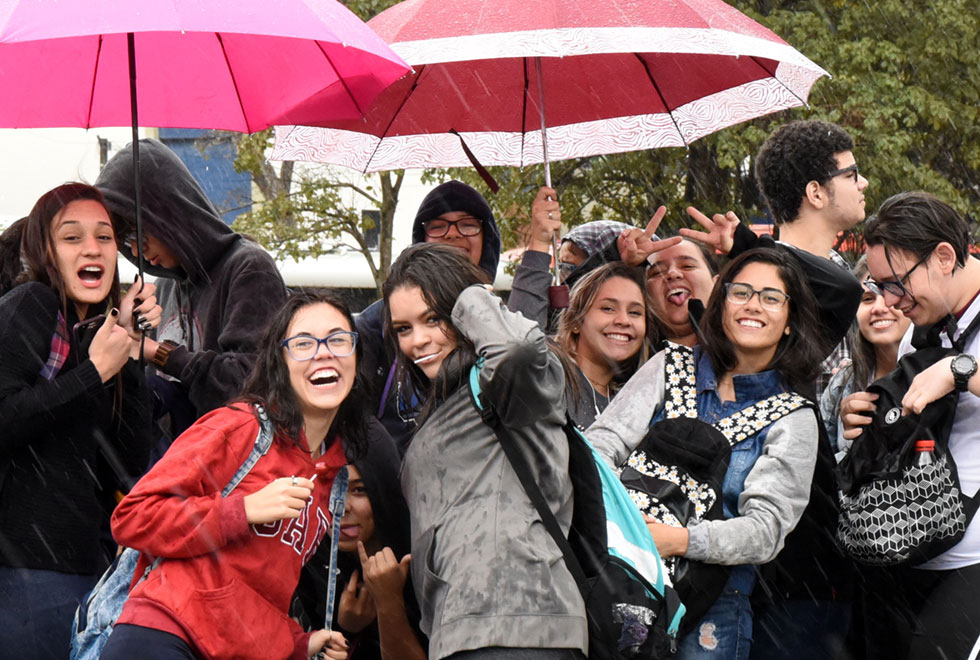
top-left (825, 163), bottom-right (859, 182)
top-left (724, 282), bottom-right (790, 311)
top-left (281, 331), bottom-right (358, 361)
top-left (422, 216), bottom-right (483, 238)
top-left (865, 253), bottom-right (930, 300)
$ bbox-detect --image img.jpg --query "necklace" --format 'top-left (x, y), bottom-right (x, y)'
top-left (584, 375), bottom-right (609, 418)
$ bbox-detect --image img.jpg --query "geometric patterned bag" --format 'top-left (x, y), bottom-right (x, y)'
top-left (619, 343), bottom-right (809, 629)
top-left (837, 319), bottom-right (980, 566)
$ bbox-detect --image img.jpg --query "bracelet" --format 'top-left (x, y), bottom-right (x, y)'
top-left (151, 340), bottom-right (180, 369)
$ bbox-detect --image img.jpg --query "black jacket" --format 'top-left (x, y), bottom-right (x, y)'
top-left (0, 283), bottom-right (152, 573)
top-left (96, 139), bottom-right (288, 421)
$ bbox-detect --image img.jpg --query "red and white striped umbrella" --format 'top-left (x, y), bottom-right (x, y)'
top-left (272, 0), bottom-right (828, 172)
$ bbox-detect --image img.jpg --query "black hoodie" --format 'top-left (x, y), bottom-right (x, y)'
top-left (96, 139), bottom-right (287, 421)
top-left (356, 181), bottom-right (501, 451)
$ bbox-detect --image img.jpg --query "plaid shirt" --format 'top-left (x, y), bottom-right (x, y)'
top-left (40, 311), bottom-right (69, 381)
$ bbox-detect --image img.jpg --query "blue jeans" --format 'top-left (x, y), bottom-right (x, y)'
top-left (101, 624), bottom-right (200, 660)
top-left (676, 580), bottom-right (753, 660)
top-left (0, 566), bottom-right (98, 660)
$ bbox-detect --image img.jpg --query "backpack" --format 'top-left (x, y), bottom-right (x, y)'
top-left (70, 404), bottom-right (276, 660)
top-left (468, 361), bottom-right (686, 659)
top-left (837, 313), bottom-right (980, 566)
top-left (620, 343), bottom-right (810, 631)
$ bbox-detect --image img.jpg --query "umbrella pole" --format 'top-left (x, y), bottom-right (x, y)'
top-left (128, 32), bottom-right (147, 363)
top-left (127, 33), bottom-right (145, 285)
top-left (534, 57), bottom-right (568, 308)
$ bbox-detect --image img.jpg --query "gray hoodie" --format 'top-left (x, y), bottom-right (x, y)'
top-left (401, 286), bottom-right (587, 659)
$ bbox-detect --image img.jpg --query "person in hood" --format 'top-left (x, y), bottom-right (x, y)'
top-left (96, 139), bottom-right (288, 437)
top-left (356, 180), bottom-right (500, 452)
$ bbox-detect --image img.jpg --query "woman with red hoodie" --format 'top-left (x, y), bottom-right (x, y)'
top-left (100, 291), bottom-right (372, 660)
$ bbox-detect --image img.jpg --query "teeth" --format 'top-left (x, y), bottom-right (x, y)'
top-left (871, 319), bottom-right (895, 328)
top-left (310, 368), bottom-right (339, 385)
top-left (82, 266), bottom-right (102, 273)
top-left (414, 353), bottom-right (438, 365)
top-left (738, 319), bottom-right (763, 328)
top-left (606, 333), bottom-right (632, 342)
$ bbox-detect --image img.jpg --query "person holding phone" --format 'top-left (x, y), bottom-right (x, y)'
top-left (0, 183), bottom-right (161, 660)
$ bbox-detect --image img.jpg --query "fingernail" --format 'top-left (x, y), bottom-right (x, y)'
top-left (110, 308), bottom-right (119, 317)
top-left (133, 274), bottom-right (139, 283)
top-left (134, 298), bottom-right (143, 307)
top-left (139, 321), bottom-right (151, 331)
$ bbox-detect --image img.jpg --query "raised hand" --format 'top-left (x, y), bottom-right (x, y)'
top-left (679, 206), bottom-right (739, 255)
top-left (529, 186), bottom-right (561, 252)
top-left (616, 206), bottom-right (682, 267)
top-left (337, 569), bottom-right (376, 633)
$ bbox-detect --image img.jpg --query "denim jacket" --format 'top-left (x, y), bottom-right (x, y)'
top-left (588, 348), bottom-right (819, 569)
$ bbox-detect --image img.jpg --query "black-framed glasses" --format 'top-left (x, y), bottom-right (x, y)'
top-left (281, 331), bottom-right (359, 361)
top-left (724, 282), bottom-right (790, 311)
top-left (865, 252), bottom-right (930, 299)
top-left (422, 216), bottom-right (483, 238)
top-left (825, 163), bottom-right (859, 182)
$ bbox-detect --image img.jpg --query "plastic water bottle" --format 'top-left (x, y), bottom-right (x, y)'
top-left (915, 440), bottom-right (936, 466)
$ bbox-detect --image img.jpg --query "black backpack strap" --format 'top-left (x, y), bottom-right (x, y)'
top-left (953, 307), bottom-right (980, 352)
top-left (467, 363), bottom-right (590, 595)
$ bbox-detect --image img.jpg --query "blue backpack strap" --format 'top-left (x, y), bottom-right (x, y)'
top-left (222, 404), bottom-right (275, 496)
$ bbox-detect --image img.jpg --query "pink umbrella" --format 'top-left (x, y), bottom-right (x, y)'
top-left (0, 0), bottom-right (409, 279)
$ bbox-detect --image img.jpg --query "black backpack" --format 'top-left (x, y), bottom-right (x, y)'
top-left (468, 361), bottom-right (686, 659)
top-left (837, 313), bottom-right (980, 566)
top-left (620, 343), bottom-right (810, 630)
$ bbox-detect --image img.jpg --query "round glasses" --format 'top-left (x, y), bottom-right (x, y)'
top-left (724, 282), bottom-right (790, 311)
top-left (422, 216), bottom-right (483, 238)
top-left (281, 331), bottom-right (358, 361)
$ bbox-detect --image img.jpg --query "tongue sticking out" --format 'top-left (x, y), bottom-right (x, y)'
top-left (667, 291), bottom-right (690, 306)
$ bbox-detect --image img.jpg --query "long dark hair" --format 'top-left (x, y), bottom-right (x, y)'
top-left (20, 183), bottom-right (122, 317)
top-left (845, 257), bottom-right (876, 393)
top-left (382, 243), bottom-right (490, 416)
top-left (240, 291), bottom-right (369, 460)
top-left (699, 248), bottom-right (823, 395)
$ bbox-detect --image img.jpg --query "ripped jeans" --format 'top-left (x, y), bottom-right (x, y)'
top-left (676, 566), bottom-right (754, 660)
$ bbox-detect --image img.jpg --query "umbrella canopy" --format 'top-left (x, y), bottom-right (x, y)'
top-left (271, 0), bottom-right (828, 171)
top-left (0, 0), bottom-right (410, 132)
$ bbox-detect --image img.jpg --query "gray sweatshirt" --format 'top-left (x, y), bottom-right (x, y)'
top-left (586, 351), bottom-right (818, 566)
top-left (402, 285), bottom-right (587, 660)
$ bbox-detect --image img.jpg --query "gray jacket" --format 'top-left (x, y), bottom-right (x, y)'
top-left (402, 286), bottom-right (587, 660)
top-left (586, 351), bottom-right (818, 566)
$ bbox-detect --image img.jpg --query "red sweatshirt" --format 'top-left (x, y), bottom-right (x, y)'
top-left (112, 404), bottom-right (346, 660)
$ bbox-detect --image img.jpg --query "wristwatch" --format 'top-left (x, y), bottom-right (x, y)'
top-left (151, 340), bottom-right (180, 369)
top-left (950, 353), bottom-right (977, 392)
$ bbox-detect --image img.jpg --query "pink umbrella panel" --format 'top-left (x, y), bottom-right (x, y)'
top-left (271, 0), bottom-right (828, 171)
top-left (0, 0), bottom-right (410, 131)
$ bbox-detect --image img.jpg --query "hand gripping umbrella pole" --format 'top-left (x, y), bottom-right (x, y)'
top-left (534, 57), bottom-right (569, 309)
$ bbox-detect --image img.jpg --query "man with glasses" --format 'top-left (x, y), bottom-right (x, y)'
top-left (356, 180), bottom-right (501, 451)
top-left (839, 191), bottom-right (980, 660)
